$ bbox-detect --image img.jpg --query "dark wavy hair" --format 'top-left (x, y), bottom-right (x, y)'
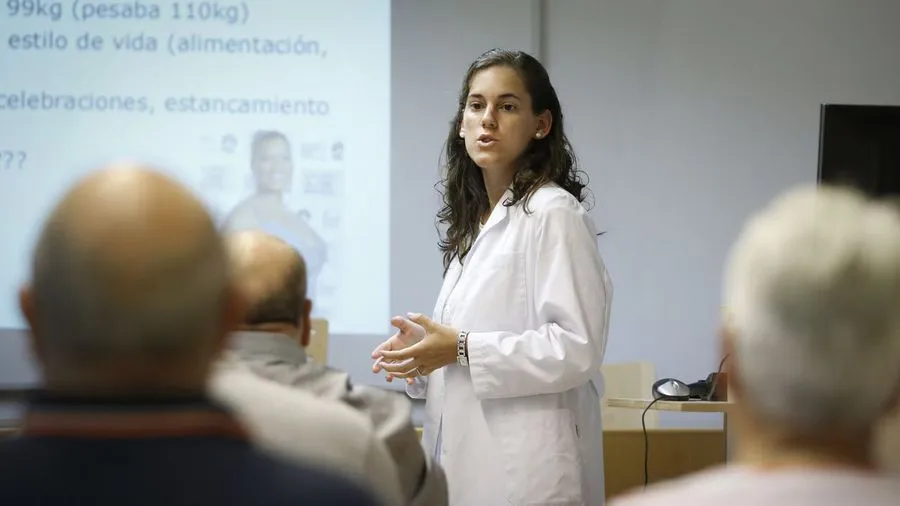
top-left (436, 49), bottom-right (589, 273)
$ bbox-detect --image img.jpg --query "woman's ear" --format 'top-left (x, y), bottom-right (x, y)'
top-left (534, 110), bottom-right (552, 138)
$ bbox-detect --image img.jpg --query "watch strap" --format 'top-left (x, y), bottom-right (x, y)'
top-left (456, 330), bottom-right (469, 366)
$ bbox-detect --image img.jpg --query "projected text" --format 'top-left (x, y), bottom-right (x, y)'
top-left (7, 1), bottom-right (249, 25)
top-left (0, 0), bottom-right (390, 335)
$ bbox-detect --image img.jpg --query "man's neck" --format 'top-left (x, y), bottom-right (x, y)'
top-left (236, 323), bottom-right (298, 337)
top-left (41, 381), bottom-right (207, 399)
top-left (42, 360), bottom-right (209, 396)
top-left (735, 424), bottom-right (876, 471)
top-left (230, 327), bottom-right (307, 366)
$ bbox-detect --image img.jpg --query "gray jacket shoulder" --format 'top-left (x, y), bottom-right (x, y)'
top-left (251, 360), bottom-right (447, 506)
top-left (343, 383), bottom-right (448, 506)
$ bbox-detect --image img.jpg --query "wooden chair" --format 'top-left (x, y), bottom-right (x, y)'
top-left (306, 318), bottom-right (329, 365)
top-left (600, 361), bottom-right (659, 429)
top-left (876, 408), bottom-right (900, 473)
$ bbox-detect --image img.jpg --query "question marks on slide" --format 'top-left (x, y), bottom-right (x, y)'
top-left (0, 151), bottom-right (27, 169)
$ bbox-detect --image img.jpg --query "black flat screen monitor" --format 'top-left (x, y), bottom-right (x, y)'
top-left (817, 104), bottom-right (900, 198)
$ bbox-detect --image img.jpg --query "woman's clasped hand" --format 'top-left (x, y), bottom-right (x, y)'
top-left (371, 313), bottom-right (460, 383)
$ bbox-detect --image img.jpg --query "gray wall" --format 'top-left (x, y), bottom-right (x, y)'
top-left (545, 0), bottom-right (900, 426)
top-left (4, 1), bottom-right (900, 428)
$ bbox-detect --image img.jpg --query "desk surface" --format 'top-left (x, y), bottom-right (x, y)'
top-left (607, 397), bottom-right (733, 413)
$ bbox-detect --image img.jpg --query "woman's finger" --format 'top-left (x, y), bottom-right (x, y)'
top-left (370, 338), bottom-right (394, 358)
top-left (380, 342), bottom-right (422, 361)
top-left (388, 368), bottom-right (424, 379)
top-left (378, 358), bottom-right (418, 374)
top-left (391, 315), bottom-right (411, 332)
top-left (373, 356), bottom-right (400, 373)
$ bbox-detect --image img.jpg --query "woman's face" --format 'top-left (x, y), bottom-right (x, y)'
top-left (459, 65), bottom-right (551, 177)
top-left (252, 137), bottom-right (294, 193)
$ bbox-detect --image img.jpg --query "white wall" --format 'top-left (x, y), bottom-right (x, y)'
top-left (544, 0), bottom-right (900, 425)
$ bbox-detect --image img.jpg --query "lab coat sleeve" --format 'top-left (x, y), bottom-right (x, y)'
top-left (406, 375), bottom-right (428, 399)
top-left (467, 204), bottom-right (612, 400)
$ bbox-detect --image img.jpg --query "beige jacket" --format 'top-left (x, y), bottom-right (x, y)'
top-left (208, 357), bottom-right (404, 506)
top-left (228, 331), bottom-right (448, 506)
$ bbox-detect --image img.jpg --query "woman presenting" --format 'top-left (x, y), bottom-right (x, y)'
top-left (372, 49), bottom-right (613, 506)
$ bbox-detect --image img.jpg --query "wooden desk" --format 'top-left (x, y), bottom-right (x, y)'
top-left (413, 425), bottom-right (725, 499)
top-left (607, 397), bottom-right (734, 460)
top-left (606, 397), bottom-right (733, 414)
top-left (604, 428), bottom-right (725, 498)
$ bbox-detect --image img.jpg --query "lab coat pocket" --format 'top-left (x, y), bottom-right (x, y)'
top-left (495, 408), bottom-right (584, 505)
top-left (458, 251), bottom-right (526, 331)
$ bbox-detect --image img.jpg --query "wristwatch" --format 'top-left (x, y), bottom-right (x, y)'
top-left (457, 330), bottom-right (470, 367)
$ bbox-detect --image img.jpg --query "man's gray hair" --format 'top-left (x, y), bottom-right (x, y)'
top-left (723, 185), bottom-right (900, 429)
top-left (30, 217), bottom-right (230, 361)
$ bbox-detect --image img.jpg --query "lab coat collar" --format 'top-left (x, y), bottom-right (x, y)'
top-left (480, 187), bottom-right (514, 235)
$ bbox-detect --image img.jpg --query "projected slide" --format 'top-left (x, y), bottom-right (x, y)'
top-left (0, 0), bottom-right (390, 335)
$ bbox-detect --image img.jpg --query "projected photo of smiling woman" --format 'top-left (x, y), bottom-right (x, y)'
top-left (222, 130), bottom-right (327, 299)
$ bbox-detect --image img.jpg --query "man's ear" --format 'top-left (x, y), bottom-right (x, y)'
top-left (883, 385), bottom-right (900, 417)
top-left (299, 299), bottom-right (313, 347)
top-left (214, 284), bottom-right (246, 353)
top-left (19, 285), bottom-right (45, 363)
top-left (884, 376), bottom-right (900, 417)
top-left (719, 324), bottom-right (740, 397)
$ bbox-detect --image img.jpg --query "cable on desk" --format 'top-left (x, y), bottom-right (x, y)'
top-left (705, 354), bottom-right (730, 401)
top-left (641, 397), bottom-right (663, 488)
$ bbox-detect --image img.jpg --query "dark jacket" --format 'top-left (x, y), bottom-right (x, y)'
top-left (0, 392), bottom-right (380, 506)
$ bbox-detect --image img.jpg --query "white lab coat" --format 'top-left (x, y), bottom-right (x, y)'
top-left (408, 183), bottom-right (613, 506)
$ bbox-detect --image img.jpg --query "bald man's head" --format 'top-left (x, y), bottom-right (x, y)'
top-left (226, 231), bottom-right (310, 344)
top-left (20, 164), bottom-right (237, 390)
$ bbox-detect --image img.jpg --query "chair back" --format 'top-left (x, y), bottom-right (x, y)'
top-left (306, 318), bottom-right (329, 365)
top-left (600, 361), bottom-right (659, 429)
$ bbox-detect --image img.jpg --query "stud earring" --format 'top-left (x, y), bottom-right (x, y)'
top-left (535, 132), bottom-right (542, 138)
